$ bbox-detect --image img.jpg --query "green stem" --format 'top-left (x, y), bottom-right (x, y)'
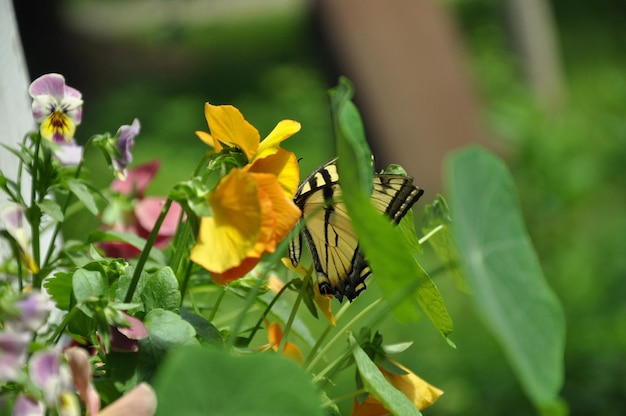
top-left (124, 198), bottom-right (173, 303)
top-left (419, 224), bottom-right (443, 245)
top-left (312, 348), bottom-right (352, 384)
top-left (305, 298), bottom-right (382, 373)
top-left (302, 300), bottom-right (352, 368)
top-left (30, 136), bottom-right (42, 288)
top-left (207, 287), bottom-right (227, 323)
top-left (225, 275), bottom-right (266, 349)
top-left (52, 307), bottom-right (80, 344)
top-left (245, 280), bottom-right (294, 345)
top-left (322, 388), bottom-right (367, 408)
top-left (178, 259), bottom-right (193, 306)
top-left (278, 275), bottom-right (308, 353)
top-left (42, 142), bottom-right (90, 269)
top-left (169, 219), bottom-right (191, 279)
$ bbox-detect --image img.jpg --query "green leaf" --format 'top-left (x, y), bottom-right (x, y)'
top-left (445, 145), bottom-right (565, 407)
top-left (331, 80), bottom-right (453, 337)
top-left (66, 178), bottom-right (98, 215)
top-left (179, 308), bottom-right (223, 347)
top-left (422, 195), bottom-right (468, 292)
top-left (37, 199), bottom-right (64, 222)
top-left (139, 267), bottom-right (181, 312)
top-left (349, 334), bottom-right (421, 416)
top-left (153, 346), bottom-right (324, 416)
top-left (138, 309), bottom-right (198, 379)
top-left (44, 272), bottom-right (73, 310)
top-left (72, 268), bottom-right (108, 304)
top-left (328, 76), bottom-right (373, 194)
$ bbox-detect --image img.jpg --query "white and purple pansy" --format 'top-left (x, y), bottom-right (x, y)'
top-left (28, 73), bottom-right (83, 143)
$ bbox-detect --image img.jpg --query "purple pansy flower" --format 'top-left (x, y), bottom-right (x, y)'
top-left (0, 331), bottom-right (30, 382)
top-left (112, 118), bottom-right (140, 180)
top-left (14, 291), bottom-right (54, 332)
top-left (13, 393), bottom-right (45, 416)
top-left (28, 73), bottom-right (83, 144)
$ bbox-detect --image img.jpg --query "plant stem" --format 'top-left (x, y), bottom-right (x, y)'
top-left (52, 306), bottom-right (80, 344)
top-left (305, 298), bottom-right (382, 373)
top-left (303, 300), bottom-right (352, 368)
top-left (245, 280), bottom-right (294, 345)
top-left (42, 145), bottom-right (89, 270)
top-left (30, 136), bottom-right (42, 288)
top-left (322, 388), bottom-right (367, 408)
top-left (419, 224), bottom-right (443, 245)
top-left (278, 275), bottom-right (308, 353)
top-left (124, 198), bottom-right (173, 303)
top-left (207, 286), bottom-right (227, 323)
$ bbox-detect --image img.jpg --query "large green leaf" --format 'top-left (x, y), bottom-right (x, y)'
top-left (152, 346), bottom-right (324, 416)
top-left (329, 78), bottom-right (453, 337)
top-left (445, 146), bottom-right (566, 407)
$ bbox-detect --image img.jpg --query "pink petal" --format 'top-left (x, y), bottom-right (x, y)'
top-left (116, 313), bottom-right (148, 340)
top-left (28, 73), bottom-right (66, 100)
top-left (98, 383), bottom-right (157, 416)
top-left (135, 198), bottom-right (182, 236)
top-left (111, 160), bottom-right (160, 196)
top-left (65, 347), bottom-right (100, 416)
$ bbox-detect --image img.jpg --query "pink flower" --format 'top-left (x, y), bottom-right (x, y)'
top-left (99, 160), bottom-right (182, 259)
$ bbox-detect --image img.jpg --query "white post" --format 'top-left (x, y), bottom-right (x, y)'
top-left (0, 0), bottom-right (33, 259)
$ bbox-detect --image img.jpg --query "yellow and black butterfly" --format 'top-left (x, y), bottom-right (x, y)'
top-left (289, 158), bottom-right (423, 302)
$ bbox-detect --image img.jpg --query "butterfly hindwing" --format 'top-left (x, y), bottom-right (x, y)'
top-left (290, 159), bottom-right (423, 302)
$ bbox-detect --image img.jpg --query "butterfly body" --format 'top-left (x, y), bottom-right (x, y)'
top-left (289, 158), bottom-right (423, 302)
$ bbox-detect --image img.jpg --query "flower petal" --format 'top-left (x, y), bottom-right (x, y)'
top-left (134, 197), bottom-right (182, 239)
top-left (247, 148), bottom-right (300, 198)
top-left (195, 130), bottom-right (217, 148)
top-left (13, 394), bottom-right (45, 416)
top-left (98, 383), bottom-right (157, 416)
top-left (254, 119), bottom-right (301, 161)
top-left (112, 118), bottom-right (140, 176)
top-left (31, 94), bottom-right (57, 122)
top-left (250, 173), bottom-right (301, 248)
top-left (28, 73), bottom-right (67, 100)
top-left (190, 169), bottom-right (261, 274)
top-left (111, 160), bottom-right (161, 196)
top-left (203, 103), bottom-right (260, 161)
top-left (40, 112), bottom-right (76, 143)
top-left (55, 142), bottom-right (83, 166)
top-left (65, 347), bottom-right (100, 416)
top-left (267, 322), bottom-right (304, 364)
top-left (0, 331), bottom-right (30, 382)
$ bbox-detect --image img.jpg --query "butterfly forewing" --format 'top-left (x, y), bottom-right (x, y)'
top-left (290, 159), bottom-right (422, 302)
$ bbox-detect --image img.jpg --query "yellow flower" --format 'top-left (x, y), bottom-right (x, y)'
top-left (266, 321), bottom-right (304, 364)
top-left (196, 103), bottom-right (301, 197)
top-left (191, 103), bottom-right (303, 283)
top-left (351, 360), bottom-right (443, 416)
top-left (190, 169), bottom-right (301, 284)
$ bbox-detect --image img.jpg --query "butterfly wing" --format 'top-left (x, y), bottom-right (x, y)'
top-left (290, 159), bottom-right (423, 302)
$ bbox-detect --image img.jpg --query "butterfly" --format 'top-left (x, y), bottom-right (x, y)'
top-left (288, 158), bottom-right (424, 302)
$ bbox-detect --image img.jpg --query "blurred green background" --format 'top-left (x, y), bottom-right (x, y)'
top-left (14, 0), bottom-right (626, 414)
